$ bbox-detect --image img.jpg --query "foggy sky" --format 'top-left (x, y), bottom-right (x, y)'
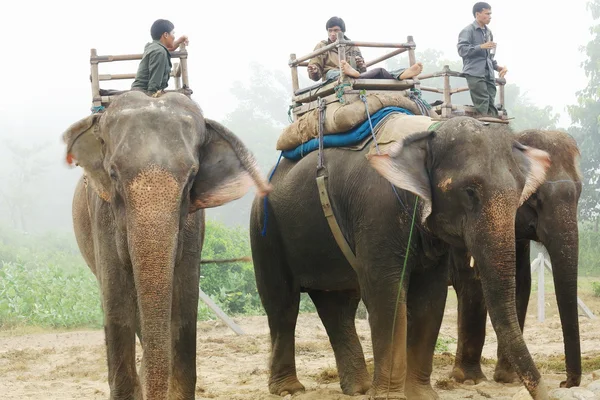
top-left (0, 0), bottom-right (594, 231)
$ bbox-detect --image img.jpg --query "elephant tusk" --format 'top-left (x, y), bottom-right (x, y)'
top-left (470, 256), bottom-right (475, 268)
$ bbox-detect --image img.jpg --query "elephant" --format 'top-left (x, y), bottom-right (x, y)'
top-left (449, 128), bottom-right (583, 388)
top-left (62, 91), bottom-right (270, 400)
top-left (249, 115), bottom-right (552, 399)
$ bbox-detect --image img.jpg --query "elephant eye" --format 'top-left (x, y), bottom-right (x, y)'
top-left (465, 187), bottom-right (476, 198)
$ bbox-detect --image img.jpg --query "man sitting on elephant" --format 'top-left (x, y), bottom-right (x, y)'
top-left (307, 16), bottom-right (424, 82)
top-left (131, 19), bottom-right (189, 97)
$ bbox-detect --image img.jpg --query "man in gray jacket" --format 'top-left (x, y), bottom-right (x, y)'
top-left (457, 2), bottom-right (508, 117)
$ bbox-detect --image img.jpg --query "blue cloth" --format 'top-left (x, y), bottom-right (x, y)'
top-left (282, 106), bottom-right (414, 161)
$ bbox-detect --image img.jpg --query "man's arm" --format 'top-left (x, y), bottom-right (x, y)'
top-left (457, 27), bottom-right (486, 59)
top-left (147, 50), bottom-right (169, 93)
top-left (307, 42), bottom-right (327, 81)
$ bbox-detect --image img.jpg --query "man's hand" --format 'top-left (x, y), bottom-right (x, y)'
top-left (307, 64), bottom-right (319, 75)
top-left (355, 55), bottom-right (366, 70)
top-left (175, 35), bottom-right (189, 47)
top-left (480, 41), bottom-right (496, 50)
top-left (498, 66), bottom-right (508, 78)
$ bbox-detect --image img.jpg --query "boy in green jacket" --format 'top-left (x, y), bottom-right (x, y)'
top-left (131, 19), bottom-right (189, 96)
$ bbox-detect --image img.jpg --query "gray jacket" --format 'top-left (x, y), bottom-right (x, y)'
top-left (457, 21), bottom-right (498, 79)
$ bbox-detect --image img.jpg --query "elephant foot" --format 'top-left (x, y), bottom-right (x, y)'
top-left (268, 377), bottom-right (305, 397)
top-left (450, 364), bottom-right (487, 384)
top-left (559, 374), bottom-right (581, 388)
top-left (341, 376), bottom-right (371, 395)
top-left (493, 367), bottom-right (519, 384)
top-left (367, 388), bottom-right (407, 400)
top-left (405, 381), bottom-right (439, 400)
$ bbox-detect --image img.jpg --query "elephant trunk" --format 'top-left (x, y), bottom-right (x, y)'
top-left (127, 166), bottom-right (183, 400)
top-left (542, 205), bottom-right (581, 387)
top-left (470, 198), bottom-right (548, 399)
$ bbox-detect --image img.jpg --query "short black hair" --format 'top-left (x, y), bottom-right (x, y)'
top-left (472, 2), bottom-right (491, 17)
top-left (150, 19), bottom-right (174, 41)
top-left (326, 16), bottom-right (345, 32)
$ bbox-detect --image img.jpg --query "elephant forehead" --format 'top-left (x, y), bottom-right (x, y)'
top-left (126, 165), bottom-right (181, 217)
top-left (438, 177), bottom-right (453, 192)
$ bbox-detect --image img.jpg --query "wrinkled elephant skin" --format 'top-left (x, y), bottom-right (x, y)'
top-left (450, 129), bottom-right (583, 389)
top-left (250, 117), bottom-right (552, 399)
top-left (64, 91), bottom-right (270, 400)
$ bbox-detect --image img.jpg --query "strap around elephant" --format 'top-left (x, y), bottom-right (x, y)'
top-left (316, 174), bottom-right (359, 271)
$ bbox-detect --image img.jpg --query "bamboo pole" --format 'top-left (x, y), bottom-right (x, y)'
top-left (442, 65), bottom-right (452, 118)
top-left (336, 31), bottom-right (347, 83)
top-left (290, 41), bottom-right (338, 66)
top-left (365, 48), bottom-right (407, 68)
top-left (343, 40), bottom-right (414, 49)
top-left (178, 43), bottom-right (189, 88)
top-left (407, 36), bottom-right (416, 66)
top-left (290, 53), bottom-right (300, 94)
top-left (90, 49), bottom-right (101, 108)
top-left (91, 50), bottom-right (188, 63)
top-left (98, 73), bottom-right (136, 81)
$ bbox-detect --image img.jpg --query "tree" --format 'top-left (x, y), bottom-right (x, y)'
top-left (567, 0), bottom-right (600, 229)
top-left (0, 141), bottom-right (52, 232)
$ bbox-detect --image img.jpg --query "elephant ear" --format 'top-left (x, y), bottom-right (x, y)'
top-left (62, 113), bottom-right (112, 202)
top-left (189, 118), bottom-right (271, 212)
top-left (367, 131), bottom-right (434, 224)
top-left (512, 141), bottom-right (551, 206)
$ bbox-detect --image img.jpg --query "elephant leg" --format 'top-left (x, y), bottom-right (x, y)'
top-left (360, 261), bottom-right (414, 400)
top-left (450, 250), bottom-right (488, 384)
top-left (308, 289), bottom-right (371, 395)
top-left (494, 240), bottom-right (531, 383)
top-left (99, 265), bottom-right (142, 400)
top-left (168, 217), bottom-right (201, 400)
top-left (405, 261), bottom-right (448, 400)
top-left (251, 220), bottom-right (304, 396)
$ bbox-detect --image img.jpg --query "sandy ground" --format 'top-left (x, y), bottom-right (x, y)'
top-left (1, 289), bottom-right (599, 400)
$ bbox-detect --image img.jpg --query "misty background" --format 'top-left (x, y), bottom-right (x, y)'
top-left (0, 0), bottom-right (598, 234)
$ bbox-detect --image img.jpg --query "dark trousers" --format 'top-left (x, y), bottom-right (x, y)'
top-left (465, 75), bottom-right (498, 117)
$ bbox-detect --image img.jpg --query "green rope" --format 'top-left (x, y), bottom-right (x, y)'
top-left (334, 82), bottom-right (352, 104)
top-left (386, 196), bottom-right (419, 398)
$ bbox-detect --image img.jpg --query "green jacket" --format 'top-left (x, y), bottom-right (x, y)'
top-left (131, 41), bottom-right (172, 93)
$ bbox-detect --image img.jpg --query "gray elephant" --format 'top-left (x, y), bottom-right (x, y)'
top-left (62, 91), bottom-right (270, 400)
top-left (450, 129), bottom-right (583, 387)
top-left (250, 116), bottom-right (552, 399)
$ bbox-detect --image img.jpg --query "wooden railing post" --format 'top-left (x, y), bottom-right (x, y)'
top-left (407, 35), bottom-right (416, 66)
top-left (178, 43), bottom-right (189, 88)
top-left (406, 35), bottom-right (420, 90)
top-left (290, 53), bottom-right (299, 94)
top-left (442, 65), bottom-right (452, 118)
top-left (90, 48), bottom-right (101, 109)
top-left (336, 31), bottom-right (346, 82)
top-left (173, 62), bottom-right (181, 89)
top-left (499, 81), bottom-right (505, 116)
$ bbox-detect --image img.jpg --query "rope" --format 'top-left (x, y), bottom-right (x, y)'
top-left (386, 197), bottom-right (419, 397)
top-left (261, 152), bottom-right (284, 237)
top-left (334, 82), bottom-right (352, 104)
top-left (91, 105), bottom-right (105, 114)
top-left (408, 88), bottom-right (432, 116)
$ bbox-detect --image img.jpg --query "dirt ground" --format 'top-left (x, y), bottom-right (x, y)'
top-left (1, 289), bottom-right (599, 400)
